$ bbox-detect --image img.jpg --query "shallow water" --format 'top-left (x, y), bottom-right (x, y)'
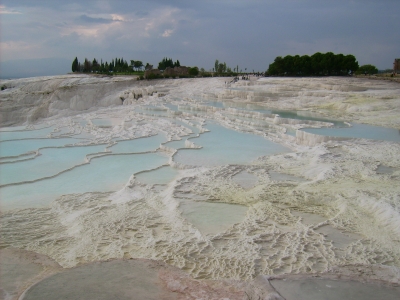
top-left (232, 171), bottom-right (259, 189)
top-left (0, 137), bottom-right (85, 157)
top-left (203, 101), bottom-right (346, 126)
top-left (179, 200), bottom-right (248, 235)
top-left (303, 123), bottom-right (400, 142)
top-left (135, 166), bottom-right (179, 185)
top-left (174, 123), bottom-right (289, 166)
top-left (163, 139), bottom-right (188, 149)
top-left (1, 152), bottom-right (168, 210)
top-left (0, 126), bottom-right (55, 141)
top-left (271, 110), bottom-right (346, 127)
top-left (91, 118), bottom-right (116, 127)
top-left (109, 134), bottom-right (166, 153)
top-left (1, 144), bottom-right (107, 186)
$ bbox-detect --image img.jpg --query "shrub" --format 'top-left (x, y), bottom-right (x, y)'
top-left (188, 67), bottom-right (199, 76)
top-left (355, 64), bottom-right (378, 75)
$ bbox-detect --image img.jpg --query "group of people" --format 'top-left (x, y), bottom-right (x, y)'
top-left (224, 72), bottom-right (266, 85)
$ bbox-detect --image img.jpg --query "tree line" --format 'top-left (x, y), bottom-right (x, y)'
top-left (157, 57), bottom-right (180, 70)
top-left (72, 57), bottom-right (149, 74)
top-left (266, 52), bottom-right (359, 76)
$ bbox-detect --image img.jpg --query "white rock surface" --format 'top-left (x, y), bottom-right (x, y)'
top-left (1, 75), bottom-right (400, 298)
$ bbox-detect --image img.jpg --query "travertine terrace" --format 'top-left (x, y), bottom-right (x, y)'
top-left (1, 75), bottom-right (400, 299)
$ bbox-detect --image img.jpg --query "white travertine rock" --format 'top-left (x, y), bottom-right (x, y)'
top-left (1, 75), bottom-right (400, 295)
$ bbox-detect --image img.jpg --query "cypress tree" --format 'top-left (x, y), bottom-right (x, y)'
top-left (72, 57), bottom-right (79, 72)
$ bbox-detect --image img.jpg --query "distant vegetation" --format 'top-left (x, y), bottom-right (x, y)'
top-left (355, 64), bottom-right (378, 75)
top-left (71, 57), bottom-right (145, 75)
top-left (71, 56), bottom-right (251, 79)
top-left (157, 57), bottom-right (180, 70)
top-left (266, 52), bottom-right (359, 76)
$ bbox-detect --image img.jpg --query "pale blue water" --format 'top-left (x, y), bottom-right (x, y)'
top-left (73, 119), bottom-right (88, 127)
top-left (1, 144), bottom-right (107, 186)
top-left (0, 153), bottom-right (36, 163)
top-left (303, 123), bottom-right (400, 142)
top-left (164, 103), bottom-right (179, 111)
top-left (0, 126), bottom-right (55, 141)
top-left (271, 110), bottom-right (346, 127)
top-left (164, 139), bottom-right (188, 149)
top-left (0, 125), bottom-right (29, 131)
top-left (135, 166), bottom-right (179, 185)
top-left (285, 129), bottom-right (297, 137)
top-left (179, 200), bottom-right (248, 235)
top-left (91, 119), bottom-right (115, 127)
top-left (109, 135), bottom-right (167, 153)
top-left (203, 101), bottom-right (345, 126)
top-left (1, 152), bottom-right (168, 209)
top-left (204, 101), bottom-right (225, 108)
top-left (173, 120), bottom-right (200, 134)
top-left (174, 123), bottom-right (289, 166)
top-left (0, 138), bottom-right (87, 157)
top-left (134, 108), bottom-right (169, 116)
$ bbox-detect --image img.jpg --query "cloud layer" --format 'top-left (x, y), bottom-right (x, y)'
top-left (1, 0), bottom-right (399, 77)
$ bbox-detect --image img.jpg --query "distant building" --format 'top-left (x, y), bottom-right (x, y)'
top-left (394, 59), bottom-right (400, 74)
top-left (145, 64), bottom-right (153, 71)
top-left (144, 69), bottom-right (161, 77)
top-left (163, 66), bottom-right (189, 76)
top-left (144, 66), bottom-right (189, 78)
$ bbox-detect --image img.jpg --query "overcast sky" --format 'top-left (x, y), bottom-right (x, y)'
top-left (1, 0), bottom-right (399, 77)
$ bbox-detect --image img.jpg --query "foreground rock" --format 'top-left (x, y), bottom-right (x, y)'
top-left (4, 250), bottom-right (399, 300)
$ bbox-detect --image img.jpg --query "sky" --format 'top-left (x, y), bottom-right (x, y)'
top-left (1, 0), bottom-right (399, 78)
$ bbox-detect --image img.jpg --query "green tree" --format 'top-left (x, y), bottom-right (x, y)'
top-left (158, 57), bottom-right (175, 70)
top-left (189, 67), bottom-right (199, 76)
top-left (83, 58), bottom-right (92, 73)
top-left (311, 52), bottom-right (323, 75)
top-left (267, 52), bottom-right (359, 76)
top-left (214, 60), bottom-right (219, 74)
top-left (268, 56), bottom-right (284, 75)
top-left (217, 63), bottom-right (224, 74)
top-left (92, 58), bottom-right (99, 72)
top-left (134, 60), bottom-right (143, 71)
top-left (356, 64), bottom-right (378, 75)
top-left (72, 57), bottom-right (79, 72)
top-left (343, 55), bottom-right (359, 74)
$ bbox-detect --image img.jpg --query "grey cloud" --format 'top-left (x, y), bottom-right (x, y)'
top-left (78, 14), bottom-right (114, 24)
top-left (1, 0), bottom-right (399, 75)
top-left (134, 10), bottom-right (149, 17)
